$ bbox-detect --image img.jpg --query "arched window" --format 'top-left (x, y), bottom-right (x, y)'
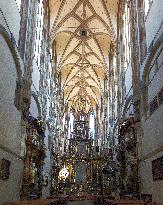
top-left (89, 113), bottom-right (95, 144)
top-left (15, 0), bottom-right (21, 11)
top-left (34, 0), bottom-right (44, 67)
top-left (123, 1), bottom-right (131, 70)
top-left (144, 0), bottom-right (153, 17)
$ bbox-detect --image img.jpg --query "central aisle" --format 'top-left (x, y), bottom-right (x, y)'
top-left (67, 200), bottom-right (95, 205)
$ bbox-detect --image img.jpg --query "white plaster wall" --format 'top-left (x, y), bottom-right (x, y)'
top-left (140, 49), bottom-right (163, 203)
top-left (30, 59), bottom-right (41, 118)
top-left (123, 63), bottom-right (133, 117)
top-left (125, 63), bottom-right (132, 96)
top-left (32, 59), bottom-right (40, 92)
top-left (142, 54), bottom-right (163, 157)
top-left (0, 35), bottom-right (23, 204)
top-left (29, 96), bottom-right (39, 118)
top-left (46, 97), bottom-right (50, 119)
top-left (140, 151), bottom-right (163, 203)
top-left (145, 0), bottom-right (163, 49)
top-left (148, 54), bottom-right (163, 102)
top-left (0, 150), bottom-right (24, 204)
top-left (0, 0), bottom-right (21, 44)
top-left (141, 104), bottom-right (163, 158)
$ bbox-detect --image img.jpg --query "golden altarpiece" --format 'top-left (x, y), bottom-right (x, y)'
top-left (21, 116), bottom-right (46, 199)
top-left (50, 99), bottom-right (114, 197)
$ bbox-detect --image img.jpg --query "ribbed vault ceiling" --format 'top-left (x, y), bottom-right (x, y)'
top-left (49, 0), bottom-right (118, 113)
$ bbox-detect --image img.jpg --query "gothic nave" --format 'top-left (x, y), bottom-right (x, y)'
top-left (0, 0), bottom-right (163, 204)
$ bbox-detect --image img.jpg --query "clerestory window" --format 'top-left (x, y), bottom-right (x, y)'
top-left (144, 0), bottom-right (153, 17)
top-left (15, 0), bottom-right (21, 11)
top-left (123, 2), bottom-right (132, 70)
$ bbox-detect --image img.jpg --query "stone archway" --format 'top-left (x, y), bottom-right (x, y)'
top-left (0, 24), bottom-right (23, 110)
top-left (142, 34), bottom-right (163, 118)
top-left (0, 24), bottom-right (22, 80)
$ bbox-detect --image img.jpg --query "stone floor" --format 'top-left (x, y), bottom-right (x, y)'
top-left (67, 200), bottom-right (95, 205)
top-left (3, 197), bottom-right (163, 205)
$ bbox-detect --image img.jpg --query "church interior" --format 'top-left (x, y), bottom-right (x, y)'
top-left (0, 0), bottom-right (163, 204)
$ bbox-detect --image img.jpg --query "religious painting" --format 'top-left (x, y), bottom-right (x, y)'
top-left (152, 156), bottom-right (163, 181)
top-left (75, 162), bottom-right (87, 183)
top-left (0, 158), bottom-right (11, 180)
